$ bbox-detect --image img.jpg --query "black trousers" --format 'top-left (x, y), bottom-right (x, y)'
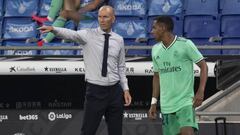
top-left (80, 82), bottom-right (124, 135)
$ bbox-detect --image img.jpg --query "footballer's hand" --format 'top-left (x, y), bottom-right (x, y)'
top-left (148, 104), bottom-right (157, 120)
top-left (193, 89), bottom-right (204, 108)
top-left (38, 26), bottom-right (54, 33)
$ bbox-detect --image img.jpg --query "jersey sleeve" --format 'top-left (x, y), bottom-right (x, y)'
top-left (186, 40), bottom-right (204, 63)
top-left (152, 46), bottom-right (159, 72)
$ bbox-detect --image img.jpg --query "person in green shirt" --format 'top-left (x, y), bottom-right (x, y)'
top-left (32, 0), bottom-right (106, 46)
top-left (148, 16), bottom-right (208, 135)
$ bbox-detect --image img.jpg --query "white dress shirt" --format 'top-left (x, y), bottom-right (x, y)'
top-left (52, 27), bottom-right (129, 90)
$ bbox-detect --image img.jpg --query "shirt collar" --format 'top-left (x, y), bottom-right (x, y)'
top-left (162, 35), bottom-right (177, 50)
top-left (97, 27), bottom-right (113, 35)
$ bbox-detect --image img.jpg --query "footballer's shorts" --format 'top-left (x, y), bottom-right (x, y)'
top-left (162, 105), bottom-right (198, 135)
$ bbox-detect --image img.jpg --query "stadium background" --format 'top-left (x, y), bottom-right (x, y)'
top-left (0, 0), bottom-right (239, 135)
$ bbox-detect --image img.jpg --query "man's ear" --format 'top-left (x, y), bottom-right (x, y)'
top-left (162, 24), bottom-right (167, 31)
top-left (112, 16), bottom-right (116, 24)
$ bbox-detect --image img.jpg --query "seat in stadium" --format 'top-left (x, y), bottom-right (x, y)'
top-left (0, 0), bottom-right (3, 17)
top-left (222, 38), bottom-right (240, 55)
top-left (148, 0), bottom-right (183, 16)
top-left (3, 17), bottom-right (37, 40)
top-left (3, 41), bottom-right (38, 55)
top-left (109, 0), bottom-right (146, 17)
top-left (220, 0), bottom-right (240, 15)
top-left (124, 39), bottom-right (149, 56)
top-left (39, 0), bottom-right (52, 16)
top-left (40, 43), bottom-right (76, 55)
top-left (78, 19), bottom-right (98, 30)
top-left (0, 18), bottom-right (2, 38)
top-left (5, 0), bottom-right (39, 17)
top-left (184, 16), bottom-right (220, 38)
top-left (113, 17), bottom-right (147, 39)
top-left (191, 38), bottom-right (222, 55)
top-left (221, 16), bottom-right (240, 38)
top-left (148, 16), bottom-right (183, 37)
top-left (183, 0), bottom-right (218, 15)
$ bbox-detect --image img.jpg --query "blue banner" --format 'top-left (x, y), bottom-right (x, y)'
top-left (3, 18), bottom-right (37, 39)
top-left (110, 0), bottom-right (146, 16)
top-left (113, 17), bottom-right (147, 38)
top-left (148, 0), bottom-right (183, 16)
top-left (78, 19), bottom-right (98, 30)
top-left (39, 0), bottom-right (51, 16)
top-left (5, 0), bottom-right (39, 17)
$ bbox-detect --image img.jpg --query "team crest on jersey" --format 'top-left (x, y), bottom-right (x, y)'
top-left (173, 50), bottom-right (178, 57)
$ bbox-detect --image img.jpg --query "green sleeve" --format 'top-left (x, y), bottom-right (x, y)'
top-left (152, 46), bottom-right (159, 72)
top-left (186, 40), bottom-right (204, 63)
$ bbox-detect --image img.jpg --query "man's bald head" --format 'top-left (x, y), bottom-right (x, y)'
top-left (98, 6), bottom-right (115, 33)
top-left (99, 5), bottom-right (115, 17)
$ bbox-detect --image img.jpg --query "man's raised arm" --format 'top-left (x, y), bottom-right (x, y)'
top-left (38, 26), bottom-right (86, 44)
